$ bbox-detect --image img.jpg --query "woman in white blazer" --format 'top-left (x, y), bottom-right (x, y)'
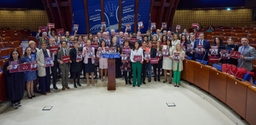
top-left (171, 34), bottom-right (180, 50)
top-left (36, 42), bottom-right (53, 95)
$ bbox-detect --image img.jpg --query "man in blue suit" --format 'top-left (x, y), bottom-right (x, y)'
top-left (193, 33), bottom-right (211, 61)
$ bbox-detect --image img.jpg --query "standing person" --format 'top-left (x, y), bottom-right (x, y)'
top-left (48, 38), bottom-right (59, 90)
top-left (69, 41), bottom-right (83, 88)
top-left (162, 39), bottom-right (173, 83)
top-left (208, 37), bottom-right (225, 63)
top-left (194, 33), bottom-right (210, 61)
top-left (36, 42), bottom-right (53, 95)
top-left (152, 41), bottom-right (162, 81)
top-left (161, 35), bottom-right (168, 45)
top-left (36, 30), bottom-right (49, 48)
top-left (22, 47), bottom-right (37, 99)
top-left (82, 40), bottom-right (96, 87)
top-left (111, 36), bottom-right (122, 78)
top-left (98, 40), bottom-right (108, 81)
top-left (57, 41), bottom-right (71, 90)
top-left (238, 37), bottom-right (256, 71)
top-left (28, 40), bottom-right (40, 93)
top-left (171, 34), bottom-right (180, 50)
top-left (121, 40), bottom-right (132, 85)
top-left (130, 41), bottom-right (143, 87)
top-left (225, 37), bottom-right (239, 65)
top-left (141, 41), bottom-right (150, 84)
top-left (148, 42), bottom-right (155, 82)
top-left (171, 44), bottom-right (185, 87)
top-left (3, 50), bottom-right (25, 109)
top-left (185, 34), bottom-right (196, 60)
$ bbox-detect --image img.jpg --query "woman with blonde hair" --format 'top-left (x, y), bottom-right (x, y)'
top-left (171, 44), bottom-right (185, 87)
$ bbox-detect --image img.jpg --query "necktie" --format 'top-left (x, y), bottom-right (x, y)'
top-left (200, 40), bottom-right (202, 45)
top-left (241, 46), bottom-right (246, 54)
top-left (64, 49), bottom-right (66, 56)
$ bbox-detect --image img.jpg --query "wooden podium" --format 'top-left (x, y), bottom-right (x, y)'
top-left (0, 72), bottom-right (7, 102)
top-left (102, 53), bottom-right (120, 90)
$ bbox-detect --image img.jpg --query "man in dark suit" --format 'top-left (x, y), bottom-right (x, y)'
top-left (185, 34), bottom-right (196, 60)
top-left (238, 37), bottom-right (256, 71)
top-left (193, 33), bottom-right (210, 61)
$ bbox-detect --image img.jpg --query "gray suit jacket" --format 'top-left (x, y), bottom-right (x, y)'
top-left (238, 45), bottom-right (256, 71)
top-left (57, 48), bottom-right (70, 69)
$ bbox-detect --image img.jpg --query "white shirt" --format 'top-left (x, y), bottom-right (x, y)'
top-left (130, 48), bottom-right (144, 62)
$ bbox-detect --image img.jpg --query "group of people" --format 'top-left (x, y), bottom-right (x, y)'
top-left (2, 26), bottom-right (256, 109)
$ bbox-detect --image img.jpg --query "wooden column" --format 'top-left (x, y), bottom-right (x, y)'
top-left (157, 0), bottom-right (166, 28)
top-left (83, 0), bottom-right (90, 33)
top-left (118, 0), bottom-right (123, 32)
top-left (134, 0), bottom-right (140, 33)
top-left (107, 59), bottom-right (116, 90)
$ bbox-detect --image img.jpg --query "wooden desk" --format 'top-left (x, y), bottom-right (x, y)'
top-left (193, 62), bottom-right (210, 92)
top-left (226, 75), bottom-right (250, 118)
top-left (246, 85), bottom-right (256, 125)
top-left (209, 67), bottom-right (227, 103)
top-left (181, 60), bottom-right (195, 83)
top-left (107, 59), bottom-right (116, 90)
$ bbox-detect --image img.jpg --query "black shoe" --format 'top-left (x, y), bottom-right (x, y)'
top-left (77, 83), bottom-right (81, 86)
top-left (143, 81), bottom-right (146, 84)
top-left (154, 78), bottom-right (156, 81)
top-left (158, 78), bottom-right (160, 82)
top-left (133, 85), bottom-right (135, 87)
top-left (53, 86), bottom-right (58, 90)
top-left (138, 85), bottom-right (140, 87)
top-left (169, 82), bottom-right (172, 84)
top-left (32, 95), bottom-right (36, 97)
top-left (163, 81), bottom-right (167, 83)
top-left (74, 84), bottom-right (77, 88)
top-left (129, 80), bottom-right (132, 85)
top-left (177, 85), bottom-right (180, 87)
top-left (148, 78), bottom-right (151, 82)
top-left (15, 103), bottom-right (22, 107)
top-left (27, 94), bottom-right (32, 99)
top-left (174, 84), bottom-right (177, 87)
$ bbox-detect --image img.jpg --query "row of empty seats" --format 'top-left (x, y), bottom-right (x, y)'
top-left (0, 28), bottom-right (31, 42)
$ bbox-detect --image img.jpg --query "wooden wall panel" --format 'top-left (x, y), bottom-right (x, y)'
top-left (0, 10), bottom-right (49, 31)
top-left (172, 9), bottom-right (253, 31)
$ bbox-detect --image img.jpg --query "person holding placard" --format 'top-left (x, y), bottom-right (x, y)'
top-left (98, 40), bottom-right (108, 82)
top-left (152, 41), bottom-right (162, 81)
top-left (70, 41), bottom-right (83, 88)
top-left (171, 44), bottom-right (185, 87)
top-left (21, 47), bottom-right (37, 99)
top-left (82, 40), bottom-right (96, 87)
top-left (36, 42), bottom-right (53, 95)
top-left (225, 37), bottom-right (239, 65)
top-left (194, 33), bottom-right (210, 61)
top-left (57, 41), bottom-right (71, 90)
top-left (48, 38), bottom-right (59, 90)
top-left (208, 37), bottom-right (225, 63)
top-left (111, 36), bottom-right (122, 78)
top-left (162, 39), bottom-right (173, 83)
top-left (130, 41), bottom-right (143, 87)
top-left (185, 34), bottom-right (196, 60)
top-left (121, 40), bottom-right (132, 85)
top-left (36, 31), bottom-right (49, 48)
top-left (147, 42), bottom-right (155, 82)
top-left (141, 41), bottom-right (150, 84)
top-left (3, 49), bottom-right (25, 109)
top-left (238, 37), bottom-right (256, 71)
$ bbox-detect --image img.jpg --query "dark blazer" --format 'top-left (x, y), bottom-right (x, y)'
top-left (69, 48), bottom-right (83, 72)
top-left (193, 39), bottom-right (210, 60)
top-left (185, 40), bottom-right (196, 60)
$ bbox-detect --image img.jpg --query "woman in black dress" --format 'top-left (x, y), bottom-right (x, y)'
top-left (3, 49), bottom-right (25, 109)
top-left (70, 41), bottom-right (83, 88)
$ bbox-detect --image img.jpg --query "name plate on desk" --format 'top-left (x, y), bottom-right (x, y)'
top-left (62, 56), bottom-right (70, 63)
top-left (102, 54), bottom-right (120, 58)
